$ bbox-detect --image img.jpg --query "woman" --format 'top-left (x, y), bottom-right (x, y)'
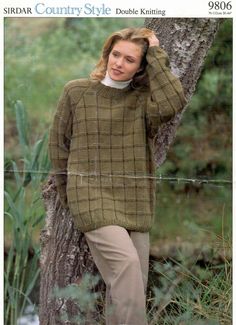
top-left (49, 27), bottom-right (186, 325)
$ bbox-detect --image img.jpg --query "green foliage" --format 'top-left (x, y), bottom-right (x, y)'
top-left (64, 18), bottom-right (144, 56)
top-left (204, 19), bottom-right (232, 71)
top-left (150, 181), bottom-right (232, 244)
top-left (4, 101), bottom-right (50, 324)
top-left (4, 18), bottom-right (144, 128)
top-left (14, 100), bottom-right (50, 185)
top-left (147, 253), bottom-right (232, 324)
top-left (52, 274), bottom-right (103, 324)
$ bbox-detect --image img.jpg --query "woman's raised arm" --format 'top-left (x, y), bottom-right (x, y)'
top-left (145, 34), bottom-right (187, 137)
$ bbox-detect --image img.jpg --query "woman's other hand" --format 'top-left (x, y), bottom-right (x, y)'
top-left (148, 33), bottom-right (160, 47)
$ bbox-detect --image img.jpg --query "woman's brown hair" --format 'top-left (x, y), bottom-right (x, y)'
top-left (90, 27), bottom-right (154, 89)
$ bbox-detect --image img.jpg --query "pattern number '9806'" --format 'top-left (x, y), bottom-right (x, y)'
top-left (208, 1), bottom-right (232, 10)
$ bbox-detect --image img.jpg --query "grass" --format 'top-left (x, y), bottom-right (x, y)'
top-left (147, 258), bottom-right (232, 324)
top-left (48, 240), bottom-right (232, 325)
top-left (4, 101), bottom-right (50, 324)
top-left (150, 181), bottom-right (232, 246)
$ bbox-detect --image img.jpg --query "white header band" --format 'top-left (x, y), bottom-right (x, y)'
top-left (0, 0), bottom-right (234, 18)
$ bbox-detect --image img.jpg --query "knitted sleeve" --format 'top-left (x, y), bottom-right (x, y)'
top-left (48, 84), bottom-right (73, 208)
top-left (145, 46), bottom-right (187, 137)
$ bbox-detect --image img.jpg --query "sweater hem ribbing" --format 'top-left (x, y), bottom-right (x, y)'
top-left (73, 219), bottom-right (152, 233)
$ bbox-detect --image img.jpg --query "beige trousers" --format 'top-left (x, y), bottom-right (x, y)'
top-left (85, 225), bottom-right (149, 325)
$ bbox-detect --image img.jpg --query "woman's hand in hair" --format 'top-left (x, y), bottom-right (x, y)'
top-left (148, 33), bottom-right (160, 47)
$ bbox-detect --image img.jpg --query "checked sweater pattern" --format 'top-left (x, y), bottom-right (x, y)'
top-left (49, 46), bottom-right (186, 232)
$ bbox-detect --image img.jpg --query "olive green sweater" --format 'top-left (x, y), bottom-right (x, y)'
top-left (49, 46), bottom-right (186, 232)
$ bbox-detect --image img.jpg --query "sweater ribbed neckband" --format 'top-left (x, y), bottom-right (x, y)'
top-left (91, 80), bottom-right (132, 99)
top-left (101, 71), bottom-right (132, 89)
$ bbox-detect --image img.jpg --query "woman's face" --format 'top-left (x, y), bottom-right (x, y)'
top-left (107, 40), bottom-right (143, 81)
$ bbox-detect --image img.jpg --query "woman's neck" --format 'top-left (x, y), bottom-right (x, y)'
top-left (101, 71), bottom-right (132, 89)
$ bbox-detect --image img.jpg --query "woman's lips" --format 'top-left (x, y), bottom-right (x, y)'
top-left (112, 68), bottom-right (123, 75)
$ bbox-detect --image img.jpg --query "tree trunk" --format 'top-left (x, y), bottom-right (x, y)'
top-left (39, 18), bottom-right (220, 325)
top-left (39, 176), bottom-right (105, 325)
top-left (144, 18), bottom-right (220, 165)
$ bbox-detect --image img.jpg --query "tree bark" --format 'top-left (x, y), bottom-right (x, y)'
top-left (144, 18), bottom-right (220, 166)
top-left (39, 18), bottom-right (220, 324)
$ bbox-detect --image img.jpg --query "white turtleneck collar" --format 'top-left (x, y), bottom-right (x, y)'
top-left (101, 71), bottom-right (132, 89)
